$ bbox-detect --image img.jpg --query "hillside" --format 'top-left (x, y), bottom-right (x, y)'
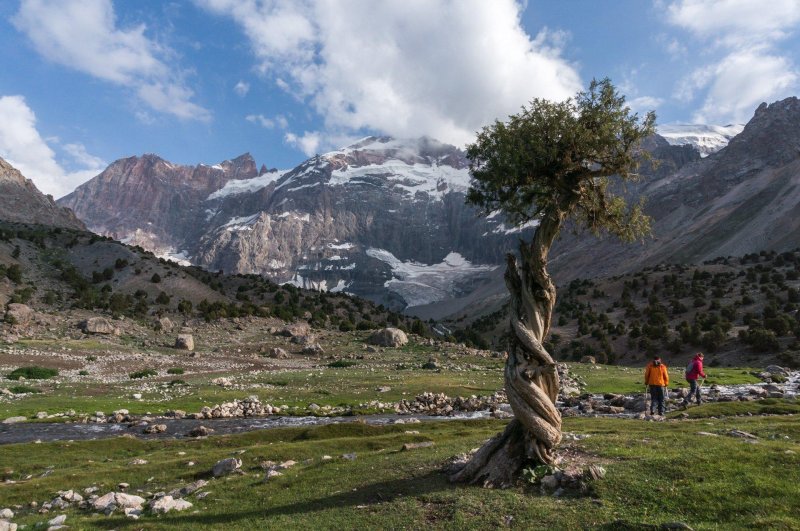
top-left (453, 249), bottom-right (800, 369)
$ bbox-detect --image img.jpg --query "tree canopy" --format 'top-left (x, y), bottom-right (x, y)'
top-left (466, 78), bottom-right (656, 242)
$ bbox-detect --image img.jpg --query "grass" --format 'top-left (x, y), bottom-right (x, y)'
top-left (668, 398), bottom-right (800, 419)
top-left (129, 369), bottom-right (158, 379)
top-left (0, 414), bottom-right (798, 529)
top-left (6, 366), bottom-right (59, 380)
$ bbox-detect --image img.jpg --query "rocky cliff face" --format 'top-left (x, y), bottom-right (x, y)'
top-left (0, 157), bottom-right (85, 230)
top-left (59, 153), bottom-right (258, 256)
top-left (549, 96), bottom-right (800, 281)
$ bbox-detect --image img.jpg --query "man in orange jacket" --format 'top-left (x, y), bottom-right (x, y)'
top-left (644, 356), bottom-right (669, 416)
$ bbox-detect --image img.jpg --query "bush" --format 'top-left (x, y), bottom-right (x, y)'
top-left (7, 366), bottom-right (58, 380)
top-left (167, 367), bottom-right (184, 375)
top-left (10, 385), bottom-right (41, 394)
top-left (78, 370), bottom-right (89, 376)
top-left (129, 369), bottom-right (158, 379)
top-left (150, 273), bottom-right (162, 283)
top-left (328, 360), bottom-right (357, 368)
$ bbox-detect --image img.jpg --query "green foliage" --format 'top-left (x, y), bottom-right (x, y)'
top-left (156, 291), bottom-right (170, 305)
top-left (7, 366), bottom-right (58, 380)
top-left (328, 360), bottom-right (357, 368)
top-left (129, 369), bottom-right (158, 379)
top-left (150, 273), bottom-right (161, 283)
top-left (522, 464), bottom-right (559, 484)
top-left (466, 78), bottom-right (655, 241)
top-left (167, 367), bottom-right (184, 375)
top-left (9, 384), bottom-right (41, 394)
top-left (6, 264), bottom-right (22, 283)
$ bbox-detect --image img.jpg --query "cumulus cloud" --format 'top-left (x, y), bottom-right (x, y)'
top-left (0, 95), bottom-right (105, 198)
top-left (246, 113), bottom-right (288, 129)
top-left (13, 0), bottom-right (210, 121)
top-left (666, 0), bottom-right (800, 123)
top-left (234, 81), bottom-right (250, 96)
top-left (197, 0), bottom-right (582, 149)
top-left (284, 131), bottom-right (321, 156)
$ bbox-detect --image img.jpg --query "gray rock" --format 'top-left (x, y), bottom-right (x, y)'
top-left (301, 343), bottom-right (324, 355)
top-left (367, 328), bottom-right (408, 347)
top-left (0, 521), bottom-right (17, 531)
top-left (167, 479), bottom-right (208, 499)
top-left (175, 334), bottom-right (194, 351)
top-left (212, 457), bottom-right (242, 477)
top-left (5, 303), bottom-right (33, 326)
top-left (80, 317), bottom-right (120, 335)
top-left (579, 355), bottom-right (596, 364)
top-left (540, 475), bottom-right (560, 490)
top-left (268, 347), bottom-right (289, 359)
top-left (48, 515), bottom-right (66, 527)
top-left (1, 416), bottom-right (27, 424)
top-left (276, 323), bottom-right (310, 338)
top-left (0, 510), bottom-right (12, 520)
top-left (401, 441), bottom-right (434, 451)
top-left (764, 365), bottom-right (789, 376)
top-left (157, 317), bottom-right (175, 333)
top-left (188, 425), bottom-right (214, 437)
top-left (143, 424), bottom-right (167, 434)
top-left (150, 496), bottom-right (193, 514)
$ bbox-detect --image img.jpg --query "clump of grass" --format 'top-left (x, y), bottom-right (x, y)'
top-left (7, 366), bottom-right (58, 380)
top-left (86, 355), bottom-right (97, 362)
top-left (10, 385), bottom-right (41, 394)
top-left (168, 379), bottom-right (187, 386)
top-left (167, 367), bottom-right (185, 375)
top-left (78, 370), bottom-right (89, 376)
top-left (328, 360), bottom-right (357, 368)
top-left (267, 380), bottom-right (289, 387)
top-left (129, 369), bottom-right (158, 379)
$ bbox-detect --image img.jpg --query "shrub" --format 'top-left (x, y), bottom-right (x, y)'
top-left (78, 370), bottom-right (89, 376)
top-left (168, 379), bottom-right (188, 386)
top-left (167, 367), bottom-right (184, 375)
top-left (129, 369), bottom-right (158, 379)
top-left (10, 385), bottom-right (41, 394)
top-left (7, 366), bottom-right (58, 380)
top-left (328, 360), bottom-right (357, 368)
top-left (150, 273), bottom-right (161, 283)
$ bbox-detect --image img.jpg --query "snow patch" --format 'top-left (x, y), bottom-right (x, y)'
top-left (330, 279), bottom-right (351, 293)
top-left (328, 242), bottom-right (354, 250)
top-left (492, 219), bottom-right (540, 235)
top-left (206, 170), bottom-right (288, 200)
top-left (658, 124), bottom-right (744, 157)
top-left (329, 159), bottom-right (470, 200)
top-left (223, 213), bottom-right (260, 231)
top-left (156, 249), bottom-right (193, 267)
top-left (277, 211), bottom-right (311, 222)
top-left (366, 248), bottom-right (497, 307)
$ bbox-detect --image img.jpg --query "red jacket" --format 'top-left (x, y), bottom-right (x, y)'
top-left (686, 355), bottom-right (706, 381)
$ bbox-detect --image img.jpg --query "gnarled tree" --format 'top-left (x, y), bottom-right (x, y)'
top-left (450, 79), bottom-right (655, 487)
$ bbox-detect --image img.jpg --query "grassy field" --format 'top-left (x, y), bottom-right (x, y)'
top-left (1, 406), bottom-right (799, 529)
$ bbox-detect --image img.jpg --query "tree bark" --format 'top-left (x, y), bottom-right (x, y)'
top-left (450, 207), bottom-right (566, 488)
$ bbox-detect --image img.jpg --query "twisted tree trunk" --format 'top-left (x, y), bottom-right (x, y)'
top-left (450, 206), bottom-right (567, 488)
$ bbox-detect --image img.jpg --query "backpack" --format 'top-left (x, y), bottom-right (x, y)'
top-left (685, 360), bottom-right (694, 376)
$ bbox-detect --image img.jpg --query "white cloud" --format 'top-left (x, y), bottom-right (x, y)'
top-left (284, 131), bottom-right (321, 156)
top-left (628, 96), bottom-right (664, 113)
top-left (234, 80), bottom-right (250, 96)
top-left (197, 0), bottom-right (582, 149)
top-left (666, 0), bottom-right (800, 123)
top-left (246, 113), bottom-right (288, 129)
top-left (13, 0), bottom-right (210, 121)
top-left (0, 95), bottom-right (105, 199)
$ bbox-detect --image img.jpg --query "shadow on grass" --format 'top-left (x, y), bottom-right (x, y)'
top-left (95, 470), bottom-right (450, 528)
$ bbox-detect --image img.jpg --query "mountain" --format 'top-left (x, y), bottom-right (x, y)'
top-left (59, 153), bottom-right (259, 259)
top-left (0, 157), bottom-right (85, 230)
top-left (658, 123), bottom-right (745, 157)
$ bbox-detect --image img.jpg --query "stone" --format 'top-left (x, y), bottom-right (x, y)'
top-left (143, 424), bottom-right (167, 434)
top-left (268, 347), bottom-right (289, 359)
top-left (342, 453), bottom-right (357, 460)
top-left (541, 475), bottom-right (560, 490)
top-left (188, 425), bottom-right (214, 437)
top-left (764, 365), bottom-right (789, 376)
top-left (48, 515), bottom-right (66, 527)
top-left (401, 441), bottom-right (434, 451)
top-left (212, 377), bottom-right (233, 387)
top-left (129, 459), bottom-right (148, 465)
top-left (585, 465), bottom-right (606, 481)
top-left (212, 457), bottom-right (242, 477)
top-left (729, 430), bottom-right (758, 439)
top-left (5, 303), bottom-right (33, 326)
top-left (175, 334), bottom-right (194, 351)
top-left (0, 522), bottom-right (16, 531)
top-left (157, 317), bottom-right (174, 333)
top-left (117, 483), bottom-right (129, 490)
top-left (58, 490), bottom-right (83, 503)
top-left (1, 417), bottom-right (26, 424)
top-left (0, 510), bottom-right (12, 520)
top-left (367, 327), bottom-right (408, 348)
top-left (167, 479), bottom-right (208, 499)
top-left (150, 496), bottom-right (193, 514)
top-left (301, 343), bottom-right (325, 355)
top-left (276, 323), bottom-right (310, 338)
top-left (124, 507), bottom-right (142, 519)
top-left (579, 355), bottom-right (596, 364)
top-left (80, 317), bottom-right (120, 335)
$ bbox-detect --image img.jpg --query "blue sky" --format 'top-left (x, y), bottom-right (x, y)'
top-left (0, 0), bottom-right (798, 198)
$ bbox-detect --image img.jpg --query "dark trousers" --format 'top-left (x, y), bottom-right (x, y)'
top-left (684, 379), bottom-right (702, 404)
top-left (648, 385), bottom-right (665, 415)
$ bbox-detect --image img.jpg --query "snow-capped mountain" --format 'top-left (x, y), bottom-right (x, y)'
top-left (657, 123), bottom-right (745, 156)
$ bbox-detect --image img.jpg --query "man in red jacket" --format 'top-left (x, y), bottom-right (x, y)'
top-left (682, 352), bottom-right (707, 407)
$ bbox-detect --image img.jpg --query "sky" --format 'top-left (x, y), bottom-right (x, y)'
top-left (0, 0), bottom-right (798, 199)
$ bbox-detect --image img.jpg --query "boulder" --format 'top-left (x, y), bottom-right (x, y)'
top-left (167, 479), bottom-right (207, 499)
top-left (150, 496), bottom-right (193, 514)
top-left (143, 424), bottom-right (167, 434)
top-left (188, 425), bottom-right (214, 437)
top-left (367, 328), bottom-right (408, 347)
top-left (764, 365), bottom-right (789, 376)
top-left (80, 317), bottom-right (120, 335)
top-left (5, 303), bottom-right (33, 325)
top-left (268, 347), bottom-right (289, 359)
top-left (157, 317), bottom-right (174, 333)
top-left (92, 492), bottom-right (145, 512)
top-left (301, 343), bottom-right (324, 355)
top-left (579, 355), bottom-right (596, 364)
top-left (0, 521), bottom-right (16, 531)
top-left (1, 416), bottom-right (27, 424)
top-left (175, 334), bottom-right (194, 351)
top-left (276, 323), bottom-right (310, 338)
top-left (212, 457), bottom-right (242, 477)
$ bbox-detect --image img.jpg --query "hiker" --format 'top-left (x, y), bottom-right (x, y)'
top-left (644, 356), bottom-right (669, 415)
top-left (682, 352), bottom-right (707, 406)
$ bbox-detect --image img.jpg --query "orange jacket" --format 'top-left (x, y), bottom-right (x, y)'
top-left (644, 361), bottom-right (669, 386)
